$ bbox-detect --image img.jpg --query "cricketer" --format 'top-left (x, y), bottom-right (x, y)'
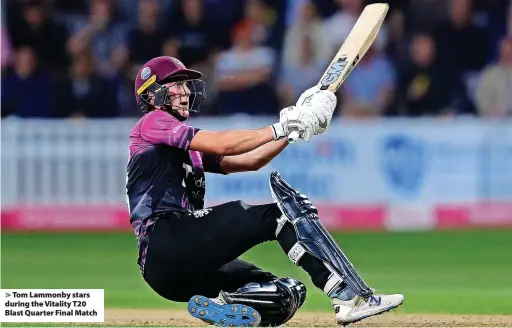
top-left (125, 56), bottom-right (404, 327)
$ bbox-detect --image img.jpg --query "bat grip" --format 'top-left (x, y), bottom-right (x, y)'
top-left (287, 130), bottom-right (300, 144)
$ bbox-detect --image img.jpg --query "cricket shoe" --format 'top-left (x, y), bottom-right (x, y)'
top-left (332, 292), bottom-right (405, 326)
top-left (188, 294), bottom-right (261, 327)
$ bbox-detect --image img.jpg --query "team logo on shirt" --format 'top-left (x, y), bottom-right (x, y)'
top-left (192, 208), bottom-right (212, 218)
top-left (141, 67), bottom-right (151, 80)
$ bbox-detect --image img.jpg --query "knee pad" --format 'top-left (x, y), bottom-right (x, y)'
top-left (221, 278), bottom-right (306, 327)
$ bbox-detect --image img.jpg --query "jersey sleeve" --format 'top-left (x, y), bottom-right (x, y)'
top-left (139, 111), bottom-right (199, 150)
top-left (202, 153), bottom-right (226, 174)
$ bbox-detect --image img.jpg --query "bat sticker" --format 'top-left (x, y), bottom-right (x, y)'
top-left (320, 56), bottom-right (349, 89)
top-left (344, 55), bottom-right (360, 78)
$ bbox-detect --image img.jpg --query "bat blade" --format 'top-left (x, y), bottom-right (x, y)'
top-left (318, 3), bottom-right (389, 92)
top-left (288, 3), bottom-right (389, 144)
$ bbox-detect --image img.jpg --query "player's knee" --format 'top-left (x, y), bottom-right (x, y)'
top-left (231, 201), bottom-right (280, 224)
top-left (233, 200), bottom-right (251, 210)
top-left (222, 277), bottom-right (306, 326)
top-left (224, 200), bottom-right (281, 242)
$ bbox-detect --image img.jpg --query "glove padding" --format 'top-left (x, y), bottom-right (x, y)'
top-left (272, 106), bottom-right (319, 142)
top-left (296, 86), bottom-right (337, 135)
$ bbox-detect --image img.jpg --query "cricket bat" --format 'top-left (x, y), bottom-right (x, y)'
top-left (288, 3), bottom-right (389, 143)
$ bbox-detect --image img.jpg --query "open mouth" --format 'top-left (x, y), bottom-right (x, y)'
top-left (177, 102), bottom-right (190, 113)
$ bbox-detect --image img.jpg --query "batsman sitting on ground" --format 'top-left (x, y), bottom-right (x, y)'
top-left (126, 56), bottom-right (404, 327)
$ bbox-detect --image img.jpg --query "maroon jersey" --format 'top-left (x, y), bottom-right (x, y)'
top-left (126, 110), bottom-right (224, 272)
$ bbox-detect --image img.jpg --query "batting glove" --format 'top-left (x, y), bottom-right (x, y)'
top-left (271, 106), bottom-right (292, 140)
top-left (276, 106), bottom-right (319, 142)
top-left (296, 86), bottom-right (337, 135)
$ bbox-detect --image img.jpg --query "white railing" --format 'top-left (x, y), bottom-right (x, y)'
top-left (1, 118), bottom-right (137, 206)
top-left (2, 116), bottom-right (512, 207)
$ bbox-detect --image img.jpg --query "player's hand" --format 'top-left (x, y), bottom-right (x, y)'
top-left (308, 90), bottom-right (337, 135)
top-left (291, 109), bottom-right (319, 142)
top-left (272, 106), bottom-right (292, 140)
top-left (275, 106), bottom-right (319, 142)
top-left (296, 85), bottom-right (321, 107)
top-left (297, 86), bottom-right (337, 135)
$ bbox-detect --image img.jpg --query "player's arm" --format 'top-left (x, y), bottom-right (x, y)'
top-left (189, 127), bottom-right (275, 156)
top-left (139, 108), bottom-right (312, 158)
top-left (201, 91), bottom-right (337, 173)
top-left (218, 138), bottom-right (289, 174)
top-left (189, 106), bottom-right (313, 156)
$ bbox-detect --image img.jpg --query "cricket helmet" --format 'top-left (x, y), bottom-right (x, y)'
top-left (134, 56), bottom-right (206, 118)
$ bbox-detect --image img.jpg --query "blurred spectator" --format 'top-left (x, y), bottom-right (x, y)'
top-left (55, 50), bottom-right (119, 118)
top-left (397, 34), bottom-right (456, 116)
top-left (285, 0), bottom-right (306, 27)
top-left (2, 0), bottom-right (510, 118)
top-left (433, 0), bottom-right (490, 77)
top-left (286, 0), bottom-right (339, 26)
top-left (9, 0), bottom-right (69, 75)
top-left (1, 46), bottom-right (54, 118)
top-left (469, 0), bottom-right (509, 62)
top-left (323, 0), bottom-right (388, 57)
top-left (432, 0), bottom-right (492, 114)
top-left (126, 0), bottom-right (167, 76)
top-left (67, 0), bottom-right (128, 78)
top-left (475, 37), bottom-right (512, 118)
top-left (242, 0), bottom-right (282, 53)
top-left (308, 0), bottom-right (339, 19)
top-left (52, 0), bottom-right (89, 14)
top-left (278, 1), bottom-right (330, 105)
top-left (384, 1), bottom-right (409, 67)
top-left (115, 0), bottom-right (176, 28)
top-left (163, 0), bottom-right (218, 70)
top-left (1, 27), bottom-right (13, 71)
top-left (509, 2), bottom-right (512, 36)
top-left (200, 0), bottom-right (247, 50)
top-left (213, 21), bottom-right (278, 115)
top-left (114, 71), bottom-right (140, 117)
top-left (404, 0), bottom-right (446, 33)
top-left (340, 47), bottom-right (396, 117)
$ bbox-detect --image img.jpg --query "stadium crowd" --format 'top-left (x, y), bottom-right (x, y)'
top-left (1, 0), bottom-right (511, 119)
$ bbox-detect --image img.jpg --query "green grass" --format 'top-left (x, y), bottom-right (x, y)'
top-left (2, 230), bottom-right (512, 315)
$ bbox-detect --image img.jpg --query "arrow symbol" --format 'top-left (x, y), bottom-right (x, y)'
top-left (5, 293), bottom-right (11, 297)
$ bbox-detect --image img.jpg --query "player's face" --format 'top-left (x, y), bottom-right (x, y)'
top-left (165, 81), bottom-right (191, 119)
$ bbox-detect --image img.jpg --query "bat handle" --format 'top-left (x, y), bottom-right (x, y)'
top-left (287, 130), bottom-right (300, 144)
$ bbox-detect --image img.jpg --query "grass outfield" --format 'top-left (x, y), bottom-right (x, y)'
top-left (1, 230), bottom-right (512, 315)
